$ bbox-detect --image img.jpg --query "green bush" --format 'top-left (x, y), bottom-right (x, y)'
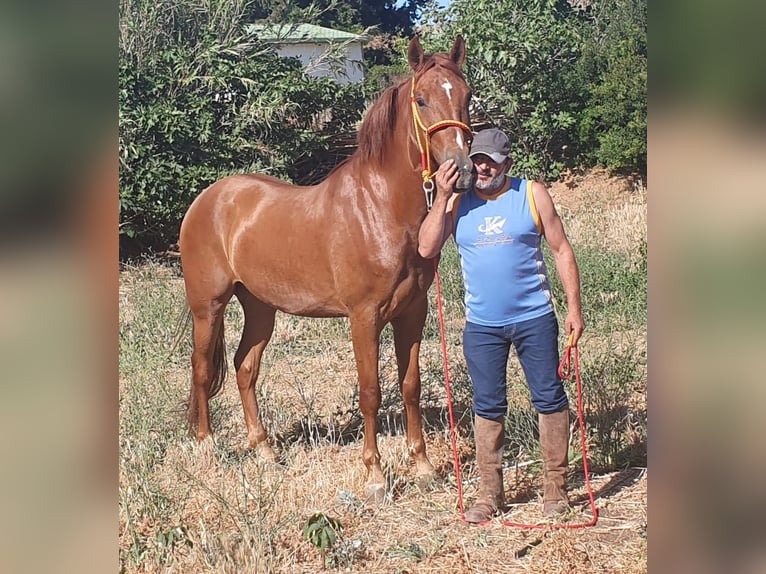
top-left (418, 0), bottom-right (646, 178)
top-left (543, 241), bottom-right (646, 333)
top-left (119, 0), bottom-right (367, 256)
top-left (575, 0), bottom-right (647, 173)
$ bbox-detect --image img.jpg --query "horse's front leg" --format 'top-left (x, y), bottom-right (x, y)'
top-left (349, 312), bottom-right (386, 504)
top-left (392, 297), bottom-right (436, 489)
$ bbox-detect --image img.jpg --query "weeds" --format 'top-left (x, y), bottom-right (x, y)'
top-left (119, 185), bottom-right (646, 571)
top-left (302, 513), bottom-right (344, 569)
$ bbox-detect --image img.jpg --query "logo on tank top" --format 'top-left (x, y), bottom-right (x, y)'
top-left (478, 216), bottom-right (506, 235)
top-left (475, 216), bottom-right (513, 245)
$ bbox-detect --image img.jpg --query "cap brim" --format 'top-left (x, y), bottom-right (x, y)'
top-left (469, 150), bottom-right (508, 163)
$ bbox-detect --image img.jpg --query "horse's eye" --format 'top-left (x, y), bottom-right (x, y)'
top-left (416, 97), bottom-right (426, 107)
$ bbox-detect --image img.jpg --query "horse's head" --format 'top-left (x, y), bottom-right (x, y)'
top-left (408, 36), bottom-right (475, 193)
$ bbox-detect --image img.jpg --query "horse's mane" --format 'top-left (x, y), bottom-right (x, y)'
top-left (355, 52), bottom-right (464, 166)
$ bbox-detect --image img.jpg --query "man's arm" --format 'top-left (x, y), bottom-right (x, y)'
top-left (533, 181), bottom-right (586, 345)
top-left (418, 159), bottom-right (460, 259)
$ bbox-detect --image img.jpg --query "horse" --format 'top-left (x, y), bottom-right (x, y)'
top-left (178, 36), bottom-right (474, 503)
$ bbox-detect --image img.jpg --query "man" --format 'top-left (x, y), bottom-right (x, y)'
top-left (418, 128), bottom-right (585, 522)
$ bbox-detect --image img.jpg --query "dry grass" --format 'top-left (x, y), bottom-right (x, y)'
top-left (119, 169), bottom-right (647, 573)
top-left (551, 168), bottom-right (647, 261)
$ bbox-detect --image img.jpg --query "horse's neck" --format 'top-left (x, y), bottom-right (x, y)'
top-left (395, 92), bottom-right (423, 182)
top-left (402, 134), bottom-right (423, 183)
top-left (351, 124), bottom-right (422, 189)
top-left (339, 139), bottom-right (426, 222)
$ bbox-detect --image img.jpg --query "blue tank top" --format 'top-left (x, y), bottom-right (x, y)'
top-left (454, 176), bottom-right (553, 326)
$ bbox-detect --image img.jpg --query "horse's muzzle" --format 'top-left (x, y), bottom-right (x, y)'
top-left (454, 167), bottom-right (476, 193)
top-left (439, 153), bottom-right (475, 193)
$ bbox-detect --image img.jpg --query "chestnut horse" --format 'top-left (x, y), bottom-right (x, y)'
top-left (179, 36), bottom-right (474, 503)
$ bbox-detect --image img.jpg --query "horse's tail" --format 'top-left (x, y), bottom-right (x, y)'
top-left (207, 324), bottom-right (228, 400)
top-left (181, 308), bottom-right (228, 434)
top-left (169, 304), bottom-right (193, 358)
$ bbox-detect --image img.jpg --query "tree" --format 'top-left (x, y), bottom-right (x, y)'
top-left (246, 0), bottom-right (427, 37)
top-left (423, 0), bottom-right (584, 178)
top-left (419, 0), bottom-right (646, 178)
top-left (119, 0), bottom-right (366, 256)
top-left (575, 0), bottom-right (647, 173)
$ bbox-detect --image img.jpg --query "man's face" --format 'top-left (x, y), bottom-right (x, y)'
top-left (471, 154), bottom-right (509, 191)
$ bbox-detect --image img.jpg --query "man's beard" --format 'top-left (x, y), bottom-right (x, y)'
top-left (475, 172), bottom-right (505, 192)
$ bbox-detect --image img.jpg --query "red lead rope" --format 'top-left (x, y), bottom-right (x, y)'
top-left (433, 261), bottom-right (598, 529)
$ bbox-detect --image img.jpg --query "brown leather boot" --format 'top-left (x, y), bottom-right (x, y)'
top-left (539, 407), bottom-right (570, 517)
top-left (465, 415), bottom-right (505, 523)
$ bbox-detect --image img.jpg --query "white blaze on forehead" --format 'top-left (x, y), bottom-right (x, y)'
top-left (440, 78), bottom-right (466, 149)
top-left (441, 80), bottom-right (453, 101)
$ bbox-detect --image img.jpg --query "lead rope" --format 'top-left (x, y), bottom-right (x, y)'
top-left (432, 257), bottom-right (466, 515)
top-left (432, 258), bottom-right (598, 528)
top-left (498, 338), bottom-right (599, 529)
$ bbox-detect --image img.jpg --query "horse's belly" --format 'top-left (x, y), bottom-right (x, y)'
top-left (272, 293), bottom-right (348, 318)
top-left (230, 209), bottom-right (430, 319)
top-left (237, 272), bottom-right (348, 318)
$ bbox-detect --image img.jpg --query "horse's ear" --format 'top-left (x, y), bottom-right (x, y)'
top-left (408, 36), bottom-right (425, 70)
top-left (450, 35), bottom-right (466, 68)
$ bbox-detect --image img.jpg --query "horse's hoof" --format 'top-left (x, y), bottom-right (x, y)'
top-left (256, 443), bottom-right (278, 463)
top-left (195, 435), bottom-right (216, 452)
top-left (364, 483), bottom-right (386, 505)
top-left (415, 471), bottom-right (438, 492)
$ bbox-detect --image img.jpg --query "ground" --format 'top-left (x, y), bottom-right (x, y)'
top-left (119, 168), bottom-right (647, 573)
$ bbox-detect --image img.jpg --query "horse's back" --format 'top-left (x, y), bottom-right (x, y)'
top-left (181, 173), bottom-right (298, 240)
top-left (179, 173), bottom-right (340, 311)
top-left (178, 169), bottom-right (429, 319)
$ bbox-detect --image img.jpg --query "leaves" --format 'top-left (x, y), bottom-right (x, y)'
top-left (302, 512), bottom-right (344, 568)
top-left (302, 512), bottom-right (343, 551)
top-left (422, 0), bottom-right (646, 178)
top-left (118, 0), bottom-right (368, 256)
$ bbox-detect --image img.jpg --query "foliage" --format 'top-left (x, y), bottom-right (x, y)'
top-left (246, 0), bottom-right (427, 37)
top-left (419, 0), bottom-right (646, 178)
top-left (247, 0), bottom-right (428, 80)
top-left (119, 0), bottom-right (647, 254)
top-left (578, 341), bottom-right (647, 470)
top-left (421, 0), bottom-right (584, 179)
top-left (574, 0), bottom-right (647, 172)
top-left (358, 35), bottom-right (414, 95)
top-left (119, 0), bottom-right (367, 256)
top-left (302, 512), bottom-right (344, 569)
top-left (545, 241), bottom-right (647, 332)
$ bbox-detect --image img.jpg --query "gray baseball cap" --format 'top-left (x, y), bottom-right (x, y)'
top-left (468, 128), bottom-right (511, 163)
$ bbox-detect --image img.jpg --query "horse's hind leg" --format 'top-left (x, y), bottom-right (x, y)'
top-left (392, 297), bottom-right (436, 488)
top-left (188, 298), bottom-right (230, 442)
top-left (234, 287), bottom-right (277, 461)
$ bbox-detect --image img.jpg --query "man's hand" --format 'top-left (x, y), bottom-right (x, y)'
top-left (564, 310), bottom-right (585, 347)
top-left (434, 159), bottom-right (459, 199)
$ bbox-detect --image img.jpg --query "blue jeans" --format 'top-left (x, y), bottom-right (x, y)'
top-left (463, 311), bottom-right (569, 419)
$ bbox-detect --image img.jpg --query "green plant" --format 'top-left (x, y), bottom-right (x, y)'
top-left (386, 541), bottom-right (426, 560)
top-left (574, 0), bottom-right (647, 173)
top-left (302, 512), bottom-right (344, 569)
top-left (413, 0), bottom-right (646, 178)
top-left (577, 341), bottom-right (647, 470)
top-left (155, 525), bottom-right (192, 553)
top-left (545, 241), bottom-right (647, 333)
top-left (119, 0), bottom-right (368, 256)
top-left (424, 0), bottom-right (585, 179)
